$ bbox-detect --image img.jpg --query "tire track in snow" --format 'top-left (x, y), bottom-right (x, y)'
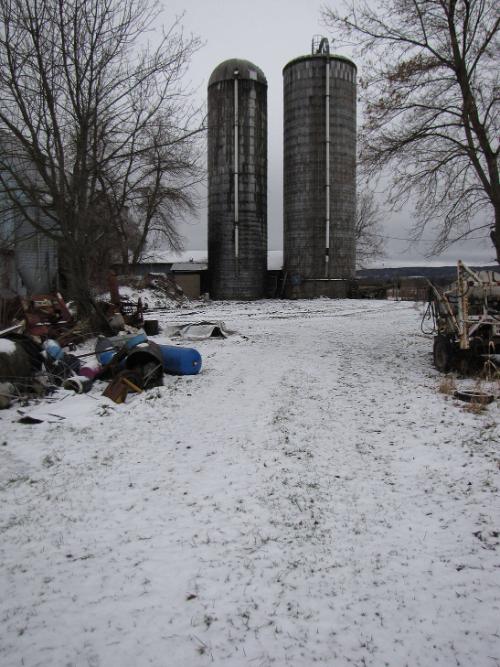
top-left (175, 304), bottom-right (420, 664)
top-left (180, 303), bottom-right (500, 666)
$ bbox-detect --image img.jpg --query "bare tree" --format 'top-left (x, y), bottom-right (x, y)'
top-left (322, 0), bottom-right (500, 262)
top-left (0, 0), bottom-right (203, 318)
top-left (355, 188), bottom-right (385, 266)
top-left (99, 112), bottom-right (203, 266)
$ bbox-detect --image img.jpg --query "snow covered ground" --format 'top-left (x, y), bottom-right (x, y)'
top-left (1, 299), bottom-right (499, 667)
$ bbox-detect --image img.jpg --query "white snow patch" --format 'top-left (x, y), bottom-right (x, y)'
top-left (0, 339), bottom-right (16, 355)
top-left (0, 299), bottom-right (499, 666)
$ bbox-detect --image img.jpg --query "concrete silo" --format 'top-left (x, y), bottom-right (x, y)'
top-left (283, 38), bottom-right (357, 298)
top-left (207, 59), bottom-right (267, 300)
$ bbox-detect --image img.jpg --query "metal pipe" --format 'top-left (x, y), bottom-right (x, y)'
top-left (457, 260), bottom-right (470, 349)
top-left (233, 70), bottom-right (239, 259)
top-left (325, 56), bottom-right (331, 277)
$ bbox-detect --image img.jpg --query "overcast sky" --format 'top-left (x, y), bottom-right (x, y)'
top-left (161, 0), bottom-right (495, 266)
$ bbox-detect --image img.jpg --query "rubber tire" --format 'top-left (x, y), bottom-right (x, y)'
top-left (453, 390), bottom-right (495, 404)
top-left (433, 335), bottom-right (453, 372)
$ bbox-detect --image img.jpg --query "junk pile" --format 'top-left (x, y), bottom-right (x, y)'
top-left (95, 333), bottom-right (201, 404)
top-left (0, 273), bottom-right (211, 410)
top-left (104, 272), bottom-right (187, 314)
top-left (0, 326), bottom-right (202, 410)
top-left (0, 292), bottom-right (77, 341)
top-left (141, 273), bottom-right (186, 305)
top-left (0, 286), bottom-right (149, 342)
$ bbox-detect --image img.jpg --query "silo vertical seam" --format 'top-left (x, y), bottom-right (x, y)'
top-left (233, 72), bottom-right (239, 259)
top-left (325, 56), bottom-right (330, 278)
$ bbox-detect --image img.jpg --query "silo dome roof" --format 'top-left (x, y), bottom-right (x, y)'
top-left (208, 59), bottom-right (267, 87)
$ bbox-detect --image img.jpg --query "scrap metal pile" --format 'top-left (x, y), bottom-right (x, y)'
top-left (1, 292), bottom-right (77, 341)
top-left (424, 260), bottom-right (500, 375)
top-left (0, 294), bottom-right (202, 411)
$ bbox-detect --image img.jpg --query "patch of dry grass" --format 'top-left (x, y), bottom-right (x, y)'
top-left (438, 375), bottom-right (457, 396)
top-left (463, 399), bottom-right (488, 415)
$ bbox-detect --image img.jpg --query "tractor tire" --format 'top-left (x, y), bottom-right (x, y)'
top-left (433, 335), bottom-right (454, 373)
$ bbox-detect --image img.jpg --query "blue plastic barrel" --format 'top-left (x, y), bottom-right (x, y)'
top-left (95, 333), bottom-right (148, 365)
top-left (159, 345), bottom-right (202, 375)
top-left (44, 339), bottom-right (64, 361)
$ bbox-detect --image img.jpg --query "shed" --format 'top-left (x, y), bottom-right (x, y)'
top-left (171, 262), bottom-right (209, 299)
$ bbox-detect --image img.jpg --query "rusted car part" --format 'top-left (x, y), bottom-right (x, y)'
top-left (1, 291), bottom-right (87, 346)
top-left (108, 271), bottom-right (121, 306)
top-left (424, 261), bottom-right (500, 374)
top-left (21, 293), bottom-right (74, 338)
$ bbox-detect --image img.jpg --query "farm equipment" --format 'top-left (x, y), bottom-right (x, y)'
top-left (425, 260), bottom-right (500, 374)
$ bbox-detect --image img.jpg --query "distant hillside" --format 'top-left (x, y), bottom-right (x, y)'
top-left (356, 265), bottom-right (500, 282)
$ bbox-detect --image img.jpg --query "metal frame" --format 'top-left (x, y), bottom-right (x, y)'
top-left (428, 260), bottom-right (500, 373)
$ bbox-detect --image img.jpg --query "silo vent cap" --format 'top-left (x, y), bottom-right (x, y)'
top-left (311, 35), bottom-right (330, 54)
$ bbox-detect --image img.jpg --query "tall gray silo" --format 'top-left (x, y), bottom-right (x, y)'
top-left (207, 59), bottom-right (267, 300)
top-left (283, 37), bottom-right (356, 298)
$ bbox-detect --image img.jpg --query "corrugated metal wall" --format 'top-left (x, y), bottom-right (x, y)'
top-left (14, 216), bottom-right (58, 293)
top-left (0, 183), bottom-right (58, 294)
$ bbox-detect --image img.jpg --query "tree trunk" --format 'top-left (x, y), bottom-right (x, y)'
top-left (62, 245), bottom-right (112, 333)
top-left (492, 204), bottom-right (500, 265)
top-left (121, 247), bottom-right (130, 274)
